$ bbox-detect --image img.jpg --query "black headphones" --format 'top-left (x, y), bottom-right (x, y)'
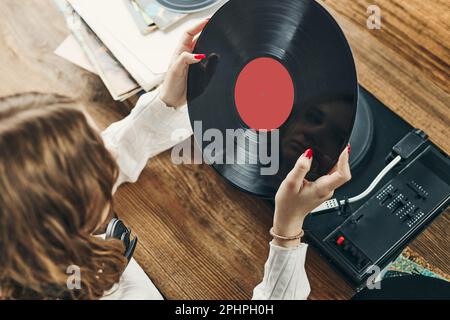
top-left (105, 218), bottom-right (138, 263)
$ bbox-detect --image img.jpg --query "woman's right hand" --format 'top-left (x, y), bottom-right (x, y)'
top-left (160, 19), bottom-right (209, 108)
top-left (272, 145), bottom-right (351, 247)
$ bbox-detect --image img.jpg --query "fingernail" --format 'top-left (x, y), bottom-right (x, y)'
top-left (347, 143), bottom-right (351, 155)
top-left (304, 148), bottom-right (313, 159)
top-left (194, 54), bottom-right (206, 60)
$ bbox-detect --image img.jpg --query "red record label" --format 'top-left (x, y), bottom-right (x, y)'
top-left (234, 57), bottom-right (295, 131)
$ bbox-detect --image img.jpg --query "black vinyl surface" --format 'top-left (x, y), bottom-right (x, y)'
top-left (187, 0), bottom-right (358, 198)
top-left (156, 0), bottom-right (221, 13)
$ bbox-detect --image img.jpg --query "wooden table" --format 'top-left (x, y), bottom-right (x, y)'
top-left (0, 0), bottom-right (448, 299)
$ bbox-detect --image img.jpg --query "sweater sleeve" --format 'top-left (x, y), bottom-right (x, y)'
top-left (252, 241), bottom-right (311, 300)
top-left (101, 89), bottom-right (192, 189)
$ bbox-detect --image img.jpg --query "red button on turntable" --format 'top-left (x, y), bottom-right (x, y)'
top-left (234, 57), bottom-right (294, 131)
top-left (336, 236), bottom-right (345, 246)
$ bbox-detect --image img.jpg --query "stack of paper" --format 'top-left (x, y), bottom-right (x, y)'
top-left (54, 0), bottom-right (225, 100)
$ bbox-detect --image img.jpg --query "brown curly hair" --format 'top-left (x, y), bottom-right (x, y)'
top-left (0, 92), bottom-right (127, 299)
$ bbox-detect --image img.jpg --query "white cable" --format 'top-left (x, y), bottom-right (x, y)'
top-left (311, 155), bottom-right (402, 214)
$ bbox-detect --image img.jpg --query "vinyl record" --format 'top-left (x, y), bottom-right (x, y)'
top-left (187, 0), bottom-right (358, 198)
top-left (156, 0), bottom-right (222, 13)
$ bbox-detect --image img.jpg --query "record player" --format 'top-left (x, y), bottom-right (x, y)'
top-left (303, 85), bottom-right (450, 288)
top-left (187, 0), bottom-right (450, 290)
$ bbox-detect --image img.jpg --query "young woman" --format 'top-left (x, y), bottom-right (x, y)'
top-left (0, 20), bottom-right (350, 299)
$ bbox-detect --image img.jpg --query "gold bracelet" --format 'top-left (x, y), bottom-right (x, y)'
top-left (269, 227), bottom-right (304, 241)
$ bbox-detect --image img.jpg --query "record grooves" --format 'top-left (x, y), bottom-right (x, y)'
top-left (156, 0), bottom-right (222, 13)
top-left (187, 0), bottom-right (358, 198)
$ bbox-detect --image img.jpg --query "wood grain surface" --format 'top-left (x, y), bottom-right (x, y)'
top-left (0, 0), bottom-right (448, 300)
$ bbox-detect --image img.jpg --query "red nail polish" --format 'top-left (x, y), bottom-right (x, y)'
top-left (304, 148), bottom-right (313, 159)
top-left (194, 54), bottom-right (206, 60)
top-left (347, 143), bottom-right (351, 155)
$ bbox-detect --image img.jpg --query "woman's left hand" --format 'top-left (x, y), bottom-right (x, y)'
top-left (272, 146), bottom-right (351, 247)
top-left (160, 19), bottom-right (209, 108)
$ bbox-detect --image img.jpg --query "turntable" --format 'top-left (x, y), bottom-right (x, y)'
top-left (187, 0), bottom-right (450, 289)
top-left (304, 86), bottom-right (450, 288)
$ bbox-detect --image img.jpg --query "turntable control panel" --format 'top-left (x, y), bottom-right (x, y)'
top-left (326, 146), bottom-right (450, 277)
top-left (380, 181), bottom-right (428, 228)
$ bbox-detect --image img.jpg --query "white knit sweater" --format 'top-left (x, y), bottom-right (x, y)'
top-left (100, 89), bottom-right (310, 300)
